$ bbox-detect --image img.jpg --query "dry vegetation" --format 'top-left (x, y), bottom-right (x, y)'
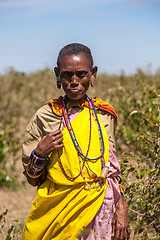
top-left (0, 67), bottom-right (160, 239)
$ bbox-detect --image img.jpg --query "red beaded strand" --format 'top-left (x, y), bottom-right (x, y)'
top-left (57, 97), bottom-right (104, 186)
top-left (57, 112), bottom-right (88, 181)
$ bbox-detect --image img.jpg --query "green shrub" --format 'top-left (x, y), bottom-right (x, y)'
top-left (0, 123), bottom-right (20, 188)
top-left (116, 77), bottom-right (160, 239)
top-left (0, 208), bottom-right (23, 239)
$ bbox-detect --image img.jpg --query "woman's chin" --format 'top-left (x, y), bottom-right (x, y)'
top-left (65, 92), bottom-right (85, 101)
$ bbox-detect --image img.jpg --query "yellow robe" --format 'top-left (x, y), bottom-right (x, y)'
top-left (22, 107), bottom-right (109, 240)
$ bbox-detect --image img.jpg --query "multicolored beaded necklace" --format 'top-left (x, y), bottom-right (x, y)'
top-left (57, 95), bottom-right (105, 189)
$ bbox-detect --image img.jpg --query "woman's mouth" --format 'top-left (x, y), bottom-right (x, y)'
top-left (69, 88), bottom-right (82, 93)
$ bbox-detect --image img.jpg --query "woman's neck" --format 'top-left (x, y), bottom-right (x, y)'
top-left (65, 94), bottom-right (88, 104)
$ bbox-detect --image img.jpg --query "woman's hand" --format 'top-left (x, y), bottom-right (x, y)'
top-left (34, 129), bottom-right (64, 158)
top-left (111, 195), bottom-right (130, 240)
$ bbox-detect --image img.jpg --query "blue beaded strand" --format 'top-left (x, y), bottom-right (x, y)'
top-left (62, 95), bottom-right (104, 186)
top-left (63, 96), bottom-right (105, 161)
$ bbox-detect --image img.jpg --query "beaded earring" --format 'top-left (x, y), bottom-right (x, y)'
top-left (56, 76), bottom-right (61, 89)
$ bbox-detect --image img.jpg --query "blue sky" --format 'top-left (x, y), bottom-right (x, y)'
top-left (0, 0), bottom-right (160, 75)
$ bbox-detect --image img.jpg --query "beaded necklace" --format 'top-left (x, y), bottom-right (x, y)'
top-left (63, 96), bottom-right (105, 161)
top-left (57, 95), bottom-right (105, 188)
top-left (57, 114), bottom-right (86, 181)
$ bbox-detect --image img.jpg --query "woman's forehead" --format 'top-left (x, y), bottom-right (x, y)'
top-left (72, 55), bottom-right (81, 61)
top-left (59, 53), bottom-right (90, 69)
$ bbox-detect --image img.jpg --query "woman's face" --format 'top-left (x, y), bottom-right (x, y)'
top-left (55, 53), bottom-right (97, 101)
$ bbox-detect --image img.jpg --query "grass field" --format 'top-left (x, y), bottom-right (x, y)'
top-left (0, 67), bottom-right (159, 239)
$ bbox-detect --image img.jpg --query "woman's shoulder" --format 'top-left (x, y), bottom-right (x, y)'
top-left (26, 100), bottom-right (61, 134)
top-left (45, 97), bottom-right (63, 115)
top-left (34, 104), bottom-right (53, 120)
top-left (25, 104), bottom-right (52, 131)
top-left (33, 97), bottom-right (62, 119)
top-left (92, 97), bottom-right (117, 122)
top-left (92, 97), bottom-right (115, 111)
top-left (27, 100), bottom-right (60, 126)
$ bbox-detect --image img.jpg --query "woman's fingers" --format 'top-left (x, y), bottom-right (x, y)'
top-left (127, 225), bottom-right (130, 240)
top-left (54, 136), bottom-right (64, 145)
top-left (35, 130), bottom-right (64, 157)
top-left (111, 216), bottom-right (116, 237)
top-left (53, 134), bottom-right (63, 142)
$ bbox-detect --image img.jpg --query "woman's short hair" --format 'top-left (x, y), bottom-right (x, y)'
top-left (57, 43), bottom-right (94, 69)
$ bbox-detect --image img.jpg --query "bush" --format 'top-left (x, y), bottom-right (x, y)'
top-left (116, 77), bottom-right (160, 239)
top-left (0, 123), bottom-right (20, 188)
top-left (0, 208), bottom-right (23, 239)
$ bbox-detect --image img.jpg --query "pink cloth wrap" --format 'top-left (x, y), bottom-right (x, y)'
top-left (80, 141), bottom-right (121, 240)
top-left (70, 108), bottom-right (121, 240)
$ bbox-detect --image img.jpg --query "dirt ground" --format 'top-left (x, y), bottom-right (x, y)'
top-left (0, 158), bottom-right (37, 239)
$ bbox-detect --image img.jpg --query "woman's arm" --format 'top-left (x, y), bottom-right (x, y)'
top-left (26, 174), bottom-right (42, 187)
top-left (25, 130), bottom-right (64, 187)
top-left (22, 105), bottom-right (63, 187)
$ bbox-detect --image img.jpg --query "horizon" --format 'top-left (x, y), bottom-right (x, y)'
top-left (0, 0), bottom-right (160, 75)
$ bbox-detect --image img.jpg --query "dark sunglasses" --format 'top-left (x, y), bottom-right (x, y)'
top-left (59, 70), bottom-right (90, 79)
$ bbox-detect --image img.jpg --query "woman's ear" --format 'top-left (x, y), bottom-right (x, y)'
top-left (54, 67), bottom-right (61, 89)
top-left (91, 66), bottom-right (98, 78)
top-left (54, 67), bottom-right (60, 77)
top-left (90, 66), bottom-right (98, 87)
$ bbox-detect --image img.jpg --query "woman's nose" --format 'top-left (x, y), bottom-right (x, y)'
top-left (70, 74), bottom-right (79, 85)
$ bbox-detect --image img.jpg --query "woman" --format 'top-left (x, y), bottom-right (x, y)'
top-left (22, 43), bottom-right (130, 240)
